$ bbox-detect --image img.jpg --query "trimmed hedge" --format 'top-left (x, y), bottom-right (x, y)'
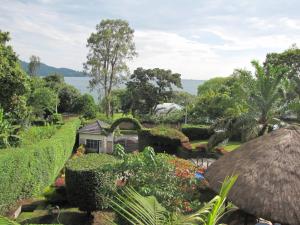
top-left (65, 154), bottom-right (120, 212)
top-left (181, 124), bottom-right (213, 141)
top-left (0, 119), bottom-right (80, 215)
top-left (138, 127), bottom-right (189, 154)
top-left (108, 117), bottom-right (143, 133)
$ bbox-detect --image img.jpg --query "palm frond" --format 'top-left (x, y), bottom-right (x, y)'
top-left (109, 187), bottom-right (169, 225)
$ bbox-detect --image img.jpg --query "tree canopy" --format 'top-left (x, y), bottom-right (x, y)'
top-left (123, 67), bottom-right (182, 115)
top-left (0, 30), bottom-right (30, 123)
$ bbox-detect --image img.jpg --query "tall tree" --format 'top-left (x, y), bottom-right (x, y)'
top-left (43, 73), bottom-right (65, 113)
top-left (28, 55), bottom-right (41, 76)
top-left (0, 30), bottom-right (30, 123)
top-left (84, 19), bottom-right (137, 117)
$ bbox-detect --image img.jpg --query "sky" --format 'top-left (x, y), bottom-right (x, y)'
top-left (1, 0), bottom-right (300, 79)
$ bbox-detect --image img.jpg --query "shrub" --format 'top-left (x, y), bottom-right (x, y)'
top-left (65, 154), bottom-right (120, 212)
top-left (0, 118), bottom-right (80, 215)
top-left (138, 126), bottom-right (188, 154)
top-left (48, 113), bottom-right (63, 125)
top-left (119, 151), bottom-right (203, 212)
top-left (181, 124), bottom-right (213, 141)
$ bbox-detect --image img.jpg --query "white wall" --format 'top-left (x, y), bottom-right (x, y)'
top-left (79, 132), bottom-right (114, 153)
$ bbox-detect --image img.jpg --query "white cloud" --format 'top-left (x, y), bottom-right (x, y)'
top-left (1, 0), bottom-right (300, 79)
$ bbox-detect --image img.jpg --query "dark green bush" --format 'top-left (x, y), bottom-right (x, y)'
top-left (138, 126), bottom-right (188, 154)
top-left (0, 119), bottom-right (80, 215)
top-left (181, 124), bottom-right (213, 141)
top-left (65, 154), bottom-right (120, 212)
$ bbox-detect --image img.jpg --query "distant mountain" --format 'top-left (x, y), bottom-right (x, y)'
top-left (19, 60), bottom-right (85, 77)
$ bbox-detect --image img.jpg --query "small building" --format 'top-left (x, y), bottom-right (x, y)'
top-left (78, 120), bottom-right (139, 153)
top-left (78, 120), bottom-right (114, 153)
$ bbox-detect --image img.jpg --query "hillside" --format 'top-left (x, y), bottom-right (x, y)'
top-left (19, 60), bottom-right (85, 77)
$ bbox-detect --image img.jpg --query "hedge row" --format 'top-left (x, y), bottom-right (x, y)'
top-left (181, 124), bottom-right (213, 141)
top-left (138, 127), bottom-right (189, 154)
top-left (65, 154), bottom-right (120, 212)
top-left (0, 118), bottom-right (80, 215)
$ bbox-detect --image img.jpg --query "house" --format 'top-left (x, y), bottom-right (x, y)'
top-left (78, 120), bottom-right (139, 153)
top-left (78, 120), bottom-right (114, 153)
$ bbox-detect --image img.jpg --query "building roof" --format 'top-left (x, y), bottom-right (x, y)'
top-left (154, 103), bottom-right (183, 115)
top-left (205, 126), bottom-right (300, 225)
top-left (78, 120), bottom-right (110, 134)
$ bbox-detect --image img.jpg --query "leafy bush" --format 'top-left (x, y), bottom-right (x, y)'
top-left (48, 113), bottom-right (63, 125)
top-left (113, 143), bottom-right (126, 159)
top-left (119, 150), bottom-right (203, 212)
top-left (73, 94), bottom-right (97, 119)
top-left (65, 153), bottom-right (120, 212)
top-left (181, 124), bottom-right (213, 141)
top-left (0, 118), bottom-right (80, 215)
top-left (138, 127), bottom-right (188, 154)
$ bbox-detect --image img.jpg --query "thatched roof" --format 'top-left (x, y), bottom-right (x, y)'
top-left (205, 126), bottom-right (300, 225)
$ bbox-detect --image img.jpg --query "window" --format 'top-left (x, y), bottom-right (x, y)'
top-left (86, 139), bottom-right (100, 150)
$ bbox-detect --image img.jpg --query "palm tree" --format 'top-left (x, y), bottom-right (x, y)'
top-left (108, 176), bottom-right (237, 225)
top-left (208, 60), bottom-right (288, 149)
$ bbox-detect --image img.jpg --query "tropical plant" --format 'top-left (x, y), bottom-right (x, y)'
top-left (208, 60), bottom-right (288, 148)
top-left (109, 175), bottom-right (237, 225)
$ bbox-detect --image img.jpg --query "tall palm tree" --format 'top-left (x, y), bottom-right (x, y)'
top-left (208, 60), bottom-right (288, 149)
top-left (108, 176), bottom-right (237, 225)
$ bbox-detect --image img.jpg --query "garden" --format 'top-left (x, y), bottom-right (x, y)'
top-left (3, 145), bottom-right (235, 225)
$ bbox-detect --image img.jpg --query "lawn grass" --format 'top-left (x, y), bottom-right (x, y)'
top-left (223, 141), bottom-right (241, 151)
top-left (190, 140), bottom-right (241, 151)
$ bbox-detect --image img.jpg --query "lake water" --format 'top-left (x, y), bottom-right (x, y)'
top-left (64, 77), bottom-right (203, 101)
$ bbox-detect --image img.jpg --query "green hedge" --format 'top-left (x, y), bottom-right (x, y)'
top-left (138, 127), bottom-right (188, 154)
top-left (181, 124), bottom-right (213, 141)
top-left (65, 154), bottom-right (120, 212)
top-left (108, 117), bottom-right (143, 132)
top-left (0, 119), bottom-right (80, 215)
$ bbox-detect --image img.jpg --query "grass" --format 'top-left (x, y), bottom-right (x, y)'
top-left (223, 141), bottom-right (241, 152)
top-left (190, 140), bottom-right (241, 151)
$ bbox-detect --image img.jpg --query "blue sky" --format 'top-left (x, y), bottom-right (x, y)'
top-left (1, 0), bottom-right (300, 79)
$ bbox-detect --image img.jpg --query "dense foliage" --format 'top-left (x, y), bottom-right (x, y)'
top-left (0, 119), bottom-right (80, 215)
top-left (0, 31), bottom-right (30, 124)
top-left (119, 151), bottom-right (204, 212)
top-left (65, 153), bottom-right (120, 212)
top-left (123, 67), bottom-right (182, 115)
